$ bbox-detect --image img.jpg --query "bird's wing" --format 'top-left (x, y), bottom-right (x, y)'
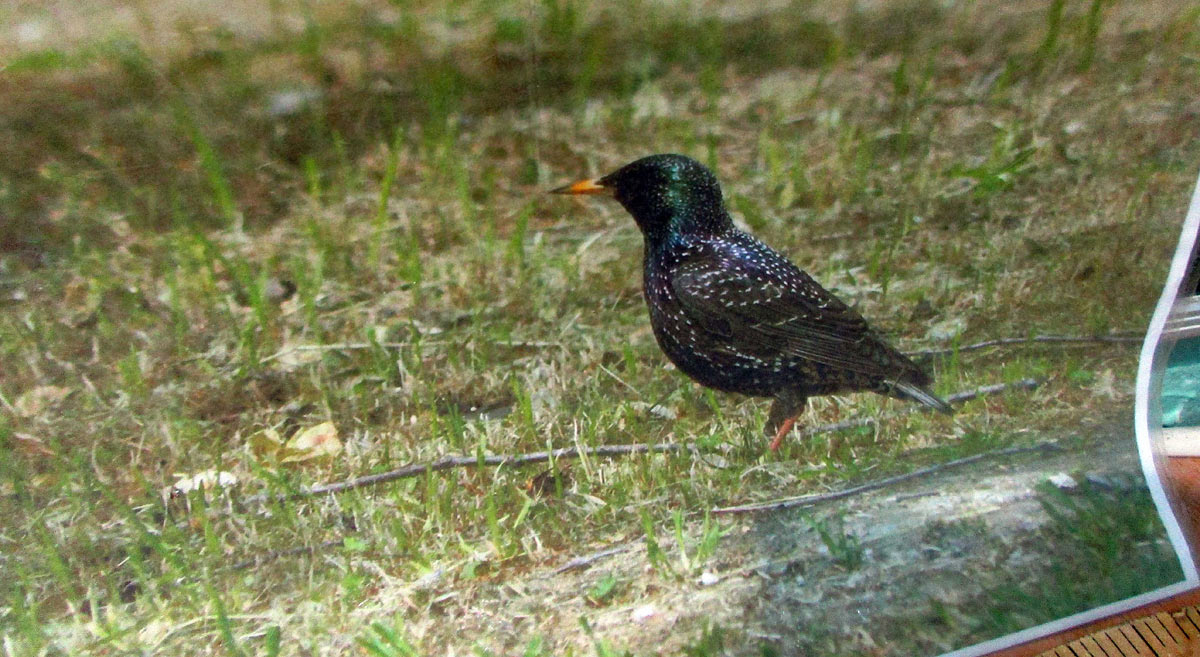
top-left (671, 251), bottom-right (902, 378)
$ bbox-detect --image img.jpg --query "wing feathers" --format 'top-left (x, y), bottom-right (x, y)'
top-left (671, 249), bottom-right (920, 380)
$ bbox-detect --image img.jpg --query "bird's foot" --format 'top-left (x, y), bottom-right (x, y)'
top-left (768, 416), bottom-right (798, 452)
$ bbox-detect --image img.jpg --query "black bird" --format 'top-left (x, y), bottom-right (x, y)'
top-left (553, 154), bottom-right (952, 451)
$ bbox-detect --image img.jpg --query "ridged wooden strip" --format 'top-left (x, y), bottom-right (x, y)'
top-left (1036, 606), bottom-right (1200, 657)
top-left (1101, 623), bottom-right (1141, 657)
top-left (1075, 635), bottom-right (1111, 657)
top-left (1171, 608), bottom-right (1200, 640)
top-left (1117, 623), bottom-right (1155, 656)
top-left (1091, 629), bottom-right (1125, 657)
top-left (1132, 618), bottom-right (1167, 653)
top-left (1155, 612), bottom-right (1188, 644)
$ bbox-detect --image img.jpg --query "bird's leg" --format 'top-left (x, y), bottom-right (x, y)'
top-left (765, 391), bottom-right (807, 452)
top-left (768, 417), bottom-right (797, 452)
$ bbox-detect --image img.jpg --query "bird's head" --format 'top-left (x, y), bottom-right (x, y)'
top-left (553, 154), bottom-right (729, 242)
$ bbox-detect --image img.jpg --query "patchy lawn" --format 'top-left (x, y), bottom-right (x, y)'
top-left (1, 0), bottom-right (1196, 654)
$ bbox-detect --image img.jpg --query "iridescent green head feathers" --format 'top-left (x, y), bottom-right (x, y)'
top-left (554, 154), bottom-right (730, 242)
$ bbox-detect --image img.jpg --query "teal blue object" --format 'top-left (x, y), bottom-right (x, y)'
top-left (1163, 336), bottom-right (1200, 427)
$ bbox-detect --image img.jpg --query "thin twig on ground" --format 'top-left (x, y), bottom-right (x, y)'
top-left (157, 372), bottom-right (1041, 586)
top-left (911, 334), bottom-right (1141, 358)
top-left (216, 379), bottom-right (1043, 571)
top-left (810, 231), bottom-right (855, 243)
top-left (550, 543), bottom-right (639, 575)
top-left (942, 378), bottom-right (1041, 403)
top-left (244, 443), bottom-right (687, 504)
top-left (798, 378), bottom-right (1041, 438)
top-left (244, 378), bottom-right (1036, 505)
top-left (261, 339), bottom-right (561, 364)
top-left (712, 442), bottom-right (1061, 515)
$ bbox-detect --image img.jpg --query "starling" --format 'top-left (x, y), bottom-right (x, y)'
top-left (553, 154), bottom-right (952, 451)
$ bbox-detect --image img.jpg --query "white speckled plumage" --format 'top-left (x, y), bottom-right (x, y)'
top-left (555, 154), bottom-right (952, 449)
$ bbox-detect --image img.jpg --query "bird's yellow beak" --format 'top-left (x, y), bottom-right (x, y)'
top-left (550, 178), bottom-right (612, 196)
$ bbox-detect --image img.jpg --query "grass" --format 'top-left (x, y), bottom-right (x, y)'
top-left (808, 512), bottom-right (865, 573)
top-left (1, 0), bottom-right (1197, 655)
top-left (958, 476), bottom-right (1183, 640)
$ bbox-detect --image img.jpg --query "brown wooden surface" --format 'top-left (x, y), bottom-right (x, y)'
top-left (1165, 456), bottom-right (1200, 552)
top-left (980, 455), bottom-right (1200, 657)
top-left (979, 588), bottom-right (1200, 657)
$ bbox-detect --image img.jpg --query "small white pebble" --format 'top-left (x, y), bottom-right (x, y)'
top-left (629, 401), bottom-right (678, 420)
top-left (16, 21), bottom-right (47, 45)
top-left (1048, 472), bottom-right (1078, 490)
top-left (698, 571), bottom-right (720, 586)
top-left (631, 604), bottom-right (658, 623)
top-left (171, 470), bottom-right (238, 494)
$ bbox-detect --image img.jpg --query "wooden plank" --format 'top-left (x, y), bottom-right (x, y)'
top-left (1117, 624), bottom-right (1153, 657)
top-left (1075, 635), bottom-right (1110, 657)
top-left (1159, 618), bottom-right (1191, 655)
top-left (1035, 643), bottom-right (1061, 657)
top-left (1053, 608), bottom-right (1200, 657)
top-left (1155, 611), bottom-right (1187, 644)
top-left (1133, 618), bottom-right (1168, 653)
top-left (983, 591), bottom-right (1200, 657)
top-left (1091, 629), bottom-right (1125, 657)
top-left (1185, 606), bottom-right (1200, 638)
top-left (1171, 608), bottom-right (1200, 640)
top-left (1104, 624), bottom-right (1139, 656)
top-left (1149, 615), bottom-right (1180, 647)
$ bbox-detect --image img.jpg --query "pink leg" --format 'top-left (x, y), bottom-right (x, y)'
top-left (768, 415), bottom-right (798, 452)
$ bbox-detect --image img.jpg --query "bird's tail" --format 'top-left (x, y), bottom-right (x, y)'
top-left (894, 380), bottom-right (954, 415)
